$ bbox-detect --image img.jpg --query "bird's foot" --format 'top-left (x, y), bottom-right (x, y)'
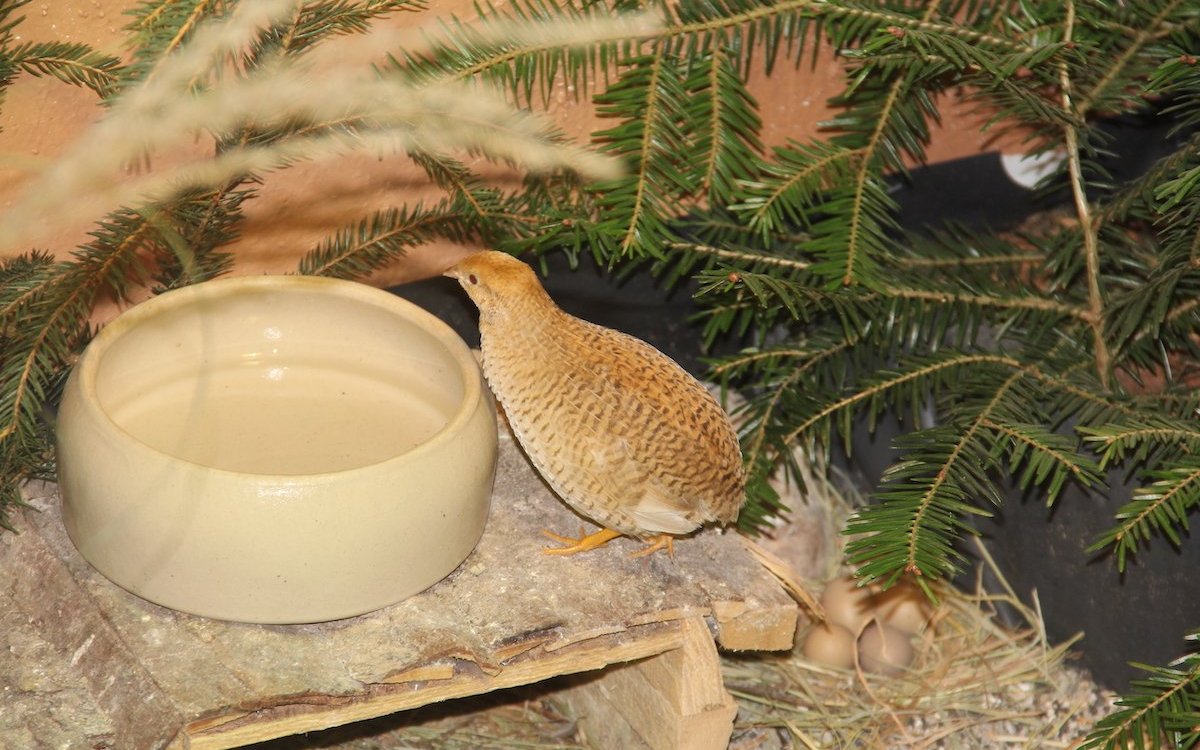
top-left (541, 527), bottom-right (623, 555)
top-left (631, 534), bottom-right (675, 559)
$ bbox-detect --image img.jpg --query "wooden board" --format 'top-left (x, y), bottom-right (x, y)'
top-left (557, 617), bottom-right (739, 750)
top-left (0, 427), bottom-right (797, 749)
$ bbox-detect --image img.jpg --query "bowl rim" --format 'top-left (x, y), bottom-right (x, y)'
top-left (66, 274), bottom-right (487, 480)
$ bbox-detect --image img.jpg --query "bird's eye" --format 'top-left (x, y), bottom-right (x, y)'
top-left (468, 273), bottom-right (479, 285)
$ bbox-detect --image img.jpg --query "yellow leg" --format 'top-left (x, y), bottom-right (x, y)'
top-left (542, 527), bottom-right (623, 555)
top-left (631, 534), bottom-right (675, 559)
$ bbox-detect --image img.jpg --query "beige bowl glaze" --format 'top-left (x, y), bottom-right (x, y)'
top-left (56, 275), bottom-right (497, 623)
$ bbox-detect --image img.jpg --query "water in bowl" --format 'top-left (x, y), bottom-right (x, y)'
top-left (107, 359), bottom-right (456, 475)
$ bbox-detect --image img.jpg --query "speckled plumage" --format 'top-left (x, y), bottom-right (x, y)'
top-left (446, 251), bottom-right (745, 551)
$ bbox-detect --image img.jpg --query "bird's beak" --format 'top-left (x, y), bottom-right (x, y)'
top-left (442, 265), bottom-right (460, 280)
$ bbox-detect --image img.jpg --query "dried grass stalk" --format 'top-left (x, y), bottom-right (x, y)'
top-left (0, 0), bottom-right (648, 253)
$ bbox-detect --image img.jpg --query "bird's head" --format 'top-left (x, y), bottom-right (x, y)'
top-left (444, 251), bottom-right (551, 314)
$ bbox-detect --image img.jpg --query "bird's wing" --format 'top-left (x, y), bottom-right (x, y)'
top-left (588, 437), bottom-right (699, 535)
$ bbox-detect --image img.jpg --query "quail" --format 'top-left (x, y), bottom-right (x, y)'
top-left (446, 251), bottom-right (746, 556)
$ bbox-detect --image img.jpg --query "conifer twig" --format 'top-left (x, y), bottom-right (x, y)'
top-left (1057, 0), bottom-right (1110, 390)
top-left (1056, 1), bottom-right (1108, 391)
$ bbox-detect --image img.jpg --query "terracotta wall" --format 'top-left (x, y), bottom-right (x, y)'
top-left (0, 1), bottom-right (1014, 315)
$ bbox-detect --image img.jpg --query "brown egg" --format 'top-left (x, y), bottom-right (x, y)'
top-left (819, 575), bottom-right (877, 633)
top-left (802, 622), bottom-right (857, 669)
top-left (875, 584), bottom-right (932, 634)
top-left (857, 621), bottom-right (915, 676)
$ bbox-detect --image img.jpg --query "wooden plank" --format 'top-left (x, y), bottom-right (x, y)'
top-left (0, 488), bottom-right (188, 747)
top-left (2, 428), bottom-right (796, 748)
top-left (178, 620), bottom-right (686, 749)
top-left (557, 617), bottom-right (737, 750)
top-left (710, 597), bottom-right (799, 652)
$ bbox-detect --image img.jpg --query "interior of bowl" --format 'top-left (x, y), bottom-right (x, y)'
top-left (90, 279), bottom-right (471, 475)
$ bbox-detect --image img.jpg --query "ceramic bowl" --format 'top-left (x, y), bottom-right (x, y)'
top-left (56, 275), bottom-right (497, 623)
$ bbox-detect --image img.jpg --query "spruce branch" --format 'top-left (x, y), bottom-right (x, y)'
top-left (0, 213), bottom-right (159, 448)
top-left (0, 288), bottom-right (88, 443)
top-left (1081, 418), bottom-right (1200, 469)
top-left (125, 0), bottom-right (233, 87)
top-left (838, 92), bottom-right (901, 287)
top-left (735, 139), bottom-right (863, 241)
top-left (878, 285), bottom-right (1089, 321)
top-left (299, 203), bottom-right (465, 279)
top-left (1101, 131), bottom-right (1200, 224)
top-left (821, 1), bottom-right (1029, 54)
top-left (1089, 460), bottom-right (1200, 570)
top-left (0, 250), bottom-right (58, 324)
top-left (667, 242), bottom-right (810, 271)
top-left (1151, 44), bottom-right (1200, 136)
top-left (852, 372), bottom-right (1024, 584)
top-left (709, 346), bottom-right (814, 379)
top-left (725, 335), bottom-right (858, 475)
top-left (685, 42), bottom-right (763, 206)
top-left (0, 0), bottom-right (26, 46)
top-left (1129, 392), bottom-right (1200, 421)
top-left (982, 418), bottom-right (1102, 503)
top-left (591, 49), bottom-right (692, 258)
top-left (1104, 245), bottom-right (1200, 371)
top-left (245, 0), bottom-right (423, 63)
top-left (405, 150), bottom-right (549, 243)
top-left (847, 367), bottom-right (1105, 587)
top-left (8, 41), bottom-right (125, 97)
top-left (781, 352), bottom-right (1023, 449)
top-left (1079, 631), bottom-right (1200, 750)
top-left (895, 252), bottom-right (1044, 269)
top-left (394, 1), bottom-right (662, 105)
top-left (1074, 0), bottom-right (1188, 118)
top-left (405, 0), bottom-right (1034, 108)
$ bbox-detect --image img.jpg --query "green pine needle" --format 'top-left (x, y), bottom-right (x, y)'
top-left (1079, 630), bottom-right (1200, 750)
top-left (299, 203), bottom-right (463, 279)
top-left (8, 41), bottom-right (125, 97)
